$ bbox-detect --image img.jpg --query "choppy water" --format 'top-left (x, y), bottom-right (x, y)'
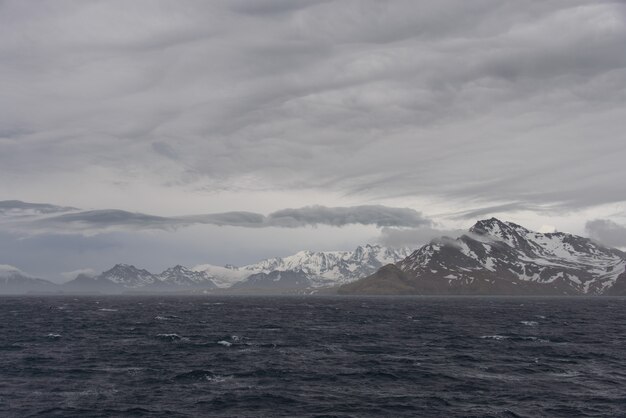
top-left (1, 296), bottom-right (625, 417)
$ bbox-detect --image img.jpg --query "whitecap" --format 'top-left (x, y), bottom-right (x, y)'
top-left (217, 340), bottom-right (232, 347)
top-left (46, 333), bottom-right (61, 339)
top-left (521, 321), bottom-right (538, 326)
top-left (98, 308), bottom-right (118, 312)
top-left (481, 334), bottom-right (549, 343)
top-left (521, 336), bottom-right (549, 342)
top-left (154, 315), bottom-right (179, 321)
top-left (206, 374), bottom-right (231, 383)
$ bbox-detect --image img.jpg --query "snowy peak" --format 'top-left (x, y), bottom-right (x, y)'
top-left (469, 218), bottom-right (535, 253)
top-left (246, 244), bottom-right (411, 285)
top-left (63, 263), bottom-right (218, 291)
top-left (99, 264), bottom-right (157, 287)
top-left (157, 265), bottom-right (216, 288)
top-left (344, 219), bottom-right (626, 296)
top-left (194, 244), bottom-right (412, 289)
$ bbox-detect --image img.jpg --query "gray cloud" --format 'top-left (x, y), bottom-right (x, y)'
top-left (0, 200), bottom-right (77, 215)
top-left (2, 201), bottom-right (430, 232)
top-left (266, 205), bottom-right (431, 228)
top-left (0, 1), bottom-right (625, 211)
top-left (61, 268), bottom-right (97, 280)
top-left (446, 202), bottom-right (556, 220)
top-left (152, 142), bottom-right (180, 160)
top-left (183, 211), bottom-right (267, 228)
top-left (41, 210), bottom-right (176, 230)
top-left (378, 226), bottom-right (463, 248)
top-left (585, 219), bottom-right (626, 247)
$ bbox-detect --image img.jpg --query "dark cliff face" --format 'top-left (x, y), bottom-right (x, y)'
top-left (605, 267), bottom-right (626, 296)
top-left (340, 218), bottom-right (626, 296)
top-left (232, 270), bottom-right (312, 290)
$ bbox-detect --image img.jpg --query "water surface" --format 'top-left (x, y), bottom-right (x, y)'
top-left (0, 296), bottom-right (625, 417)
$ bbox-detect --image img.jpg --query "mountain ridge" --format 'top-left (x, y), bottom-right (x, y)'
top-left (4, 244), bottom-right (409, 294)
top-left (340, 218), bottom-right (626, 296)
top-left (3, 221), bottom-right (626, 296)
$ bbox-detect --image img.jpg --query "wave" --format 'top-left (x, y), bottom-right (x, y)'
top-left (174, 370), bottom-right (231, 383)
top-left (154, 315), bottom-right (179, 321)
top-left (480, 335), bottom-right (549, 342)
top-left (156, 333), bottom-right (187, 342)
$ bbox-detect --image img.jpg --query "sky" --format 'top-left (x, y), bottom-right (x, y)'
top-left (1, 0), bottom-right (626, 281)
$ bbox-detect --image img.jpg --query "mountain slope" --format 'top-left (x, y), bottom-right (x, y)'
top-left (0, 266), bottom-right (58, 294)
top-left (155, 265), bottom-right (217, 289)
top-left (231, 270), bottom-right (313, 292)
top-left (340, 218), bottom-right (626, 295)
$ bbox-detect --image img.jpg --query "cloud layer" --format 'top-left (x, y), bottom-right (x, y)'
top-left (585, 219), bottom-right (626, 248)
top-left (1, 201), bottom-right (431, 232)
top-left (0, 1), bottom-right (625, 213)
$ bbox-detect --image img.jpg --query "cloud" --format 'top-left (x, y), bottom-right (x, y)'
top-left (266, 205), bottom-right (431, 228)
top-left (152, 142), bottom-right (179, 160)
top-left (0, 200), bottom-right (77, 215)
top-left (377, 226), bottom-right (462, 248)
top-left (447, 202), bottom-right (554, 220)
top-left (585, 219), bottom-right (626, 247)
top-left (0, 264), bottom-right (23, 276)
top-left (1, 201), bottom-right (431, 232)
top-left (0, 1), bottom-right (625, 213)
top-left (40, 210), bottom-right (175, 230)
top-left (184, 211), bottom-right (266, 228)
top-left (61, 268), bottom-right (97, 280)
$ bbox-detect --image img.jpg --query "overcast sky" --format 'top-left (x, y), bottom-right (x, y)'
top-left (1, 0), bottom-right (626, 281)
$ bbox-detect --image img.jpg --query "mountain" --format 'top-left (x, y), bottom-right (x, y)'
top-left (58, 244), bottom-right (410, 294)
top-left (62, 273), bottom-right (121, 293)
top-left (230, 270), bottom-right (313, 293)
top-left (98, 264), bottom-right (158, 288)
top-left (0, 266), bottom-right (58, 294)
top-left (196, 244), bottom-right (412, 290)
top-left (155, 265), bottom-right (217, 289)
top-left (339, 218), bottom-right (626, 296)
top-left (63, 264), bottom-right (218, 293)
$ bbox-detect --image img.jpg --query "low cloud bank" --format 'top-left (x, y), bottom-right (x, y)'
top-left (585, 219), bottom-right (626, 247)
top-left (1, 200), bottom-right (431, 233)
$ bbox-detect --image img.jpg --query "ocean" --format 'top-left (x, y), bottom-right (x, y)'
top-left (0, 296), bottom-right (625, 417)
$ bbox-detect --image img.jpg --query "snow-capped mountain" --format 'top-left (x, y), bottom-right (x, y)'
top-left (156, 265), bottom-right (217, 289)
top-left (60, 244), bottom-right (411, 293)
top-left (340, 218), bottom-right (626, 295)
top-left (194, 244), bottom-right (412, 289)
top-left (99, 264), bottom-right (158, 288)
top-left (62, 264), bottom-right (218, 292)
